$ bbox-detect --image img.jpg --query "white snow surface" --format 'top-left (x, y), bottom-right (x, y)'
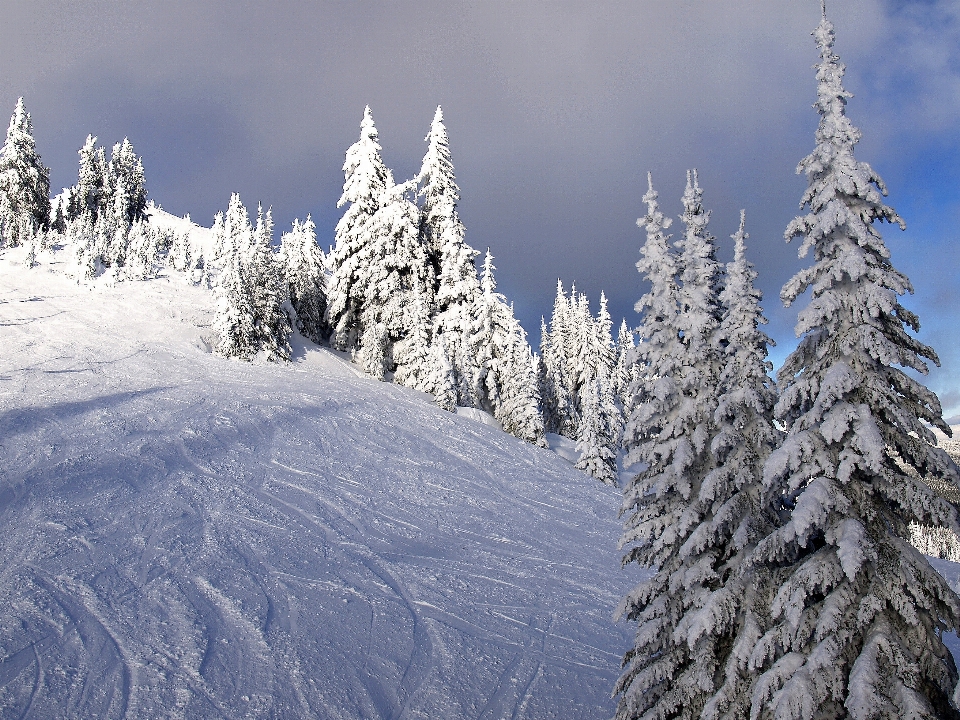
top-left (0, 249), bottom-right (636, 719)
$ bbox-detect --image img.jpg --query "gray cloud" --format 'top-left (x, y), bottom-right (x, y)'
top-left (1, 0), bottom-right (957, 408)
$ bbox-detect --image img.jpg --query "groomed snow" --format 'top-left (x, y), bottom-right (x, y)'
top-left (0, 247), bottom-right (638, 719)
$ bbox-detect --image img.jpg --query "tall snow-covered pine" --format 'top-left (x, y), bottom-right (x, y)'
top-left (749, 9), bottom-right (960, 719)
top-left (0, 98), bottom-right (51, 247)
top-left (616, 171), bottom-right (728, 719)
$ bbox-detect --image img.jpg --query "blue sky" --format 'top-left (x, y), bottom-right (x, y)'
top-left (3, 0), bottom-right (959, 419)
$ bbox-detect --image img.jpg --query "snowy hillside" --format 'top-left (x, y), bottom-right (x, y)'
top-left (0, 249), bottom-right (637, 719)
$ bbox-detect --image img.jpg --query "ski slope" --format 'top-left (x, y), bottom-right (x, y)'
top-left (0, 247), bottom-right (638, 719)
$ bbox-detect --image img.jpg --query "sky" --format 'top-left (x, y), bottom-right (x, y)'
top-left (3, 0), bottom-right (960, 419)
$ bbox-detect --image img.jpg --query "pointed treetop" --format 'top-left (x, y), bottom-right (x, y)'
top-left (432, 105), bottom-right (444, 128)
top-left (821, 0), bottom-right (827, 20)
top-left (481, 249), bottom-right (497, 294)
top-left (733, 209), bottom-right (747, 263)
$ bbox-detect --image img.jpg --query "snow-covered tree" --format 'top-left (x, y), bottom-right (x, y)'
top-left (213, 195), bottom-right (290, 361)
top-left (540, 280), bottom-right (576, 436)
top-left (123, 220), bottom-right (161, 281)
top-left (395, 295), bottom-right (459, 412)
top-left (417, 106), bottom-right (482, 404)
top-left (0, 98), bottom-right (51, 247)
top-left (496, 316), bottom-right (547, 447)
top-left (748, 11), bottom-right (960, 720)
top-left (575, 376), bottom-right (619, 485)
top-left (613, 319), bottom-right (636, 410)
top-left (280, 216), bottom-right (328, 344)
top-left (106, 138), bottom-right (148, 228)
top-left (469, 251), bottom-right (545, 445)
top-left (615, 170), bottom-right (728, 720)
top-left (67, 135), bottom-right (107, 222)
top-left (327, 106), bottom-right (390, 352)
top-left (690, 211), bottom-right (782, 720)
top-left (352, 180), bottom-right (432, 376)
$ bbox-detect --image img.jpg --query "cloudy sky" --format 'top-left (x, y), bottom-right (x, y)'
top-left (3, 0), bottom-right (959, 418)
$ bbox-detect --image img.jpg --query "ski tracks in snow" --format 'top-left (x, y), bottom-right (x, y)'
top-left (0, 263), bottom-right (635, 719)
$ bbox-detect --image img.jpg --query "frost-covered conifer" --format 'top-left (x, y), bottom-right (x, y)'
top-left (327, 106), bottom-right (390, 351)
top-left (280, 216), bottom-right (328, 344)
top-left (540, 280), bottom-right (576, 435)
top-left (351, 180), bottom-right (432, 376)
top-left (248, 205), bottom-right (292, 361)
top-left (495, 316), bottom-right (547, 447)
top-left (693, 211), bottom-right (781, 720)
top-left (575, 377), bottom-right (619, 485)
top-left (469, 251), bottom-right (545, 445)
top-left (0, 98), bottom-right (50, 247)
top-left (213, 195), bottom-right (290, 361)
top-left (106, 138), bottom-right (148, 228)
top-left (68, 135), bottom-right (107, 222)
top-left (748, 11), bottom-right (960, 720)
top-left (613, 319), bottom-right (636, 409)
top-left (575, 292), bottom-right (622, 482)
top-left (418, 106), bottom-right (482, 403)
top-left (615, 171), bottom-right (727, 720)
top-left (214, 246), bottom-right (258, 359)
top-left (393, 294), bottom-right (435, 390)
top-left (123, 220), bottom-right (161, 281)
top-left (395, 297), bottom-right (459, 412)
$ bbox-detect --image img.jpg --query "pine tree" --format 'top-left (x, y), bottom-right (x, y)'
top-left (351, 180), bottom-right (432, 377)
top-left (613, 319), bottom-right (636, 412)
top-left (69, 135), bottom-right (107, 222)
top-left (418, 106), bottom-right (482, 404)
top-left (327, 106), bottom-right (390, 351)
top-left (280, 216), bottom-right (329, 344)
top-left (575, 377), bottom-right (619, 485)
top-left (248, 205), bottom-right (292, 361)
top-left (212, 195), bottom-right (290, 361)
top-left (123, 220), bottom-right (160, 281)
top-left (495, 316), bottom-right (547, 447)
top-left (469, 251), bottom-right (545, 445)
top-left (693, 211), bottom-right (782, 720)
top-left (107, 138), bottom-right (148, 227)
top-left (0, 98), bottom-right (51, 247)
top-left (615, 171), bottom-right (727, 720)
top-left (540, 280), bottom-right (576, 435)
top-left (748, 10), bottom-right (960, 720)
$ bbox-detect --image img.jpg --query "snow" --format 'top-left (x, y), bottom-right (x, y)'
top-left (0, 248), bottom-right (635, 719)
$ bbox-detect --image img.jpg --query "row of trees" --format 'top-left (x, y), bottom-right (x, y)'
top-left (615, 10), bottom-right (960, 720)
top-left (0, 96), bottom-right (158, 279)
top-left (208, 106), bottom-right (547, 447)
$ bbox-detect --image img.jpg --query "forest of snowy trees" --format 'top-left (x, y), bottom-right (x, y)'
top-left (2, 5), bottom-right (960, 719)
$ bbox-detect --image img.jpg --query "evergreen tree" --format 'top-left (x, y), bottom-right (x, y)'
top-left (694, 211), bottom-right (782, 720)
top-left (327, 106), bottom-right (390, 351)
top-left (575, 377), bottom-right (619, 485)
top-left (418, 106), bottom-right (482, 404)
top-left (748, 10), bottom-right (960, 720)
top-left (212, 195), bottom-right (290, 361)
top-left (352, 180), bottom-right (432, 377)
top-left (107, 138), bottom-right (148, 227)
top-left (615, 171), bottom-right (727, 720)
top-left (540, 280), bottom-right (576, 435)
top-left (123, 220), bottom-right (161, 281)
top-left (68, 135), bottom-right (107, 222)
top-left (0, 98), bottom-right (51, 247)
top-left (280, 216), bottom-right (329, 344)
top-left (613, 318), bottom-right (636, 412)
top-left (495, 316), bottom-right (547, 447)
top-left (469, 251), bottom-right (545, 445)
top-left (249, 205), bottom-right (292, 361)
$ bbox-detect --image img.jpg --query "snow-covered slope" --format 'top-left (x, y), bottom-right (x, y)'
top-left (0, 249), bottom-right (637, 719)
